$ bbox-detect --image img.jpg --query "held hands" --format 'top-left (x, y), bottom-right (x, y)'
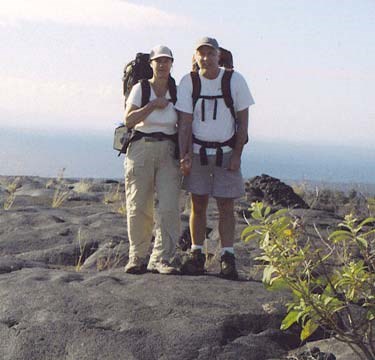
top-left (180, 153), bottom-right (192, 176)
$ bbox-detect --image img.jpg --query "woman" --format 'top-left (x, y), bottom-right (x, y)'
top-left (124, 45), bottom-right (180, 275)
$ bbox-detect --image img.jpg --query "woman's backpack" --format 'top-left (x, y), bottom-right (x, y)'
top-left (113, 53), bottom-right (176, 156)
top-left (122, 53), bottom-right (153, 109)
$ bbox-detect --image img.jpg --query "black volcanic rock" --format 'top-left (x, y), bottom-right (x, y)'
top-left (245, 174), bottom-right (309, 209)
top-left (0, 175), bottom-right (364, 360)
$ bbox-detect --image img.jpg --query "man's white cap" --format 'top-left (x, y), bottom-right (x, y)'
top-left (150, 45), bottom-right (173, 60)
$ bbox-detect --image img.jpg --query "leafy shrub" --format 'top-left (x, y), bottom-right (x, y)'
top-left (242, 202), bottom-right (375, 360)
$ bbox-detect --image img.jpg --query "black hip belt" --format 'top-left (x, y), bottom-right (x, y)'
top-left (131, 131), bottom-right (179, 158)
top-left (192, 135), bottom-right (235, 167)
top-left (133, 131), bottom-right (177, 142)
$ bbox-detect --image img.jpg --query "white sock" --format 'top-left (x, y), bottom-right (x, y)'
top-left (221, 247), bottom-right (234, 256)
top-left (191, 245), bottom-right (204, 252)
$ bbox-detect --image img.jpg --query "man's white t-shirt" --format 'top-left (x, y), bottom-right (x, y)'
top-left (175, 68), bottom-right (254, 154)
top-left (126, 81), bottom-right (177, 135)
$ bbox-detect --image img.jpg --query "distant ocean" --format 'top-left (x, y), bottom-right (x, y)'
top-left (1, 128), bottom-right (375, 190)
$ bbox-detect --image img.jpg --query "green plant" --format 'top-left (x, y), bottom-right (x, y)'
top-left (242, 202), bottom-right (375, 360)
top-left (51, 168), bottom-right (71, 208)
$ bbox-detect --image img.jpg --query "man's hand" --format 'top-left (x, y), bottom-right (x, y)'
top-left (180, 153), bottom-right (192, 176)
top-left (227, 152), bottom-right (241, 171)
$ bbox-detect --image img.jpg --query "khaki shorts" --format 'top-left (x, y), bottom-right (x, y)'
top-left (182, 151), bottom-right (244, 198)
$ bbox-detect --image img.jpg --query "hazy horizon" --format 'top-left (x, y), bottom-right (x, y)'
top-left (2, 127), bottom-right (375, 186)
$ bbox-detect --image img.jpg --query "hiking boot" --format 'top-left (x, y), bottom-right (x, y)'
top-left (219, 252), bottom-right (238, 280)
top-left (181, 249), bottom-right (206, 275)
top-left (147, 260), bottom-right (180, 275)
top-left (124, 257), bottom-right (147, 274)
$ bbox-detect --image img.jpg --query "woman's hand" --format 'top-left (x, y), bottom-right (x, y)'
top-left (151, 97), bottom-right (169, 109)
top-left (125, 96), bottom-right (169, 128)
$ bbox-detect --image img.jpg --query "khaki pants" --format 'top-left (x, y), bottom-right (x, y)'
top-left (124, 138), bottom-right (181, 262)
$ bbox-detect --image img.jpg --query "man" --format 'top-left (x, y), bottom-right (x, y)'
top-left (176, 37), bottom-right (254, 280)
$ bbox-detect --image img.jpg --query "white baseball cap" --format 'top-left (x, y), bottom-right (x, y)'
top-left (149, 45), bottom-right (174, 60)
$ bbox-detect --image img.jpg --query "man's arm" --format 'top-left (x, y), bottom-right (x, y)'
top-left (178, 111), bottom-right (193, 175)
top-left (228, 108), bottom-right (249, 171)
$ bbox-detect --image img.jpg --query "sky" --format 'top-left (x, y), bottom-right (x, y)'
top-left (1, 0), bottom-right (374, 148)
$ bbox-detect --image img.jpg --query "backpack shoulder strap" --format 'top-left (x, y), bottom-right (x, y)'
top-left (168, 76), bottom-right (177, 105)
top-left (190, 71), bottom-right (201, 109)
top-left (140, 79), bottom-right (151, 108)
top-left (221, 69), bottom-right (236, 120)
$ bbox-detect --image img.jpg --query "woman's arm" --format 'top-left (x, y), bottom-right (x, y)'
top-left (124, 97), bottom-right (168, 129)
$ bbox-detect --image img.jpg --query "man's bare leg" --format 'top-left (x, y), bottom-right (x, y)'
top-left (215, 197), bottom-right (238, 279)
top-left (215, 197), bottom-right (235, 248)
top-left (190, 194), bottom-right (209, 246)
top-left (181, 193), bottom-right (208, 275)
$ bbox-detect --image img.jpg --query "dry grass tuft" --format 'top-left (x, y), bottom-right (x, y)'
top-left (368, 197), bottom-right (375, 216)
top-left (103, 183), bottom-right (127, 216)
top-left (75, 228), bottom-right (87, 272)
top-left (74, 179), bottom-right (92, 194)
top-left (3, 177), bottom-right (22, 210)
top-left (96, 241), bottom-right (126, 271)
top-left (51, 168), bottom-right (71, 208)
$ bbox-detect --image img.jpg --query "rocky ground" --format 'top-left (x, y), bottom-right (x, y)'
top-left (0, 174), bottom-right (370, 360)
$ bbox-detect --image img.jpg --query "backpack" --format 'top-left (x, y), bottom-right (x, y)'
top-left (123, 53), bottom-right (153, 108)
top-left (190, 47), bottom-right (248, 167)
top-left (113, 53), bottom-right (177, 156)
